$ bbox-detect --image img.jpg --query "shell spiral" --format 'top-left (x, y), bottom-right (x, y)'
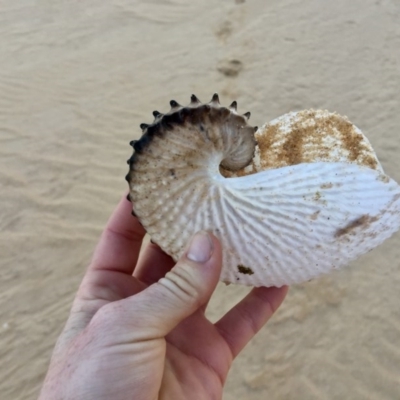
top-left (127, 95), bottom-right (400, 287)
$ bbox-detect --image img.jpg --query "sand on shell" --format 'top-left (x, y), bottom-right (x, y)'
top-left (1, 1), bottom-right (400, 399)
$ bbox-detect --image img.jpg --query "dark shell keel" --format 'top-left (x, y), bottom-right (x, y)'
top-left (126, 94), bottom-right (257, 186)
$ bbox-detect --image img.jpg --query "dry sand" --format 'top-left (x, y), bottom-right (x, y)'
top-left (1, 1), bottom-right (400, 399)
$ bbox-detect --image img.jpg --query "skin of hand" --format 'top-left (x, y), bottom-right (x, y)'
top-left (39, 195), bottom-right (288, 400)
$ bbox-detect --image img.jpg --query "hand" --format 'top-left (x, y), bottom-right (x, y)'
top-left (39, 195), bottom-right (288, 400)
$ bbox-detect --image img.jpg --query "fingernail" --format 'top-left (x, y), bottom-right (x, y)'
top-left (187, 231), bottom-right (213, 263)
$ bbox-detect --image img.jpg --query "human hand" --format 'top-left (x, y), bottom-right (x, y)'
top-left (39, 195), bottom-right (288, 400)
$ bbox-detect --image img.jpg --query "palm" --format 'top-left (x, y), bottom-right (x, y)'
top-left (75, 274), bottom-right (232, 399)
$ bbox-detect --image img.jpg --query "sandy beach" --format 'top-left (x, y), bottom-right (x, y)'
top-left (1, 1), bottom-right (400, 398)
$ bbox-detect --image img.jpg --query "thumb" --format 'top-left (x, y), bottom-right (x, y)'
top-left (131, 231), bottom-right (222, 338)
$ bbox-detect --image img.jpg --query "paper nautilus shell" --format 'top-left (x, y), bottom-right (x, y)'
top-left (126, 94), bottom-right (400, 287)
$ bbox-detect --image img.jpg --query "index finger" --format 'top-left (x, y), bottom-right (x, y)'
top-left (89, 194), bottom-right (146, 275)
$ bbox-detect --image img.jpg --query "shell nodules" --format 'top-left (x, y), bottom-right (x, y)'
top-left (126, 95), bottom-right (400, 287)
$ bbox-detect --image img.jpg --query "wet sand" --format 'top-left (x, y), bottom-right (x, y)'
top-left (1, 1), bottom-right (400, 399)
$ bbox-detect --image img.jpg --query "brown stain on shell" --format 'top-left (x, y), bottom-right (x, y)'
top-left (310, 210), bottom-right (321, 220)
top-left (237, 264), bottom-right (254, 275)
top-left (282, 127), bottom-right (304, 166)
top-left (256, 123), bottom-right (279, 160)
top-left (335, 215), bottom-right (379, 238)
top-left (256, 110), bottom-right (379, 171)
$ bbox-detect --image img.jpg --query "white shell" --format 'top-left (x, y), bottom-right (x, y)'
top-left (127, 100), bottom-right (400, 287)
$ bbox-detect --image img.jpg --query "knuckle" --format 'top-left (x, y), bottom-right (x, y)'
top-left (159, 263), bottom-right (203, 307)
